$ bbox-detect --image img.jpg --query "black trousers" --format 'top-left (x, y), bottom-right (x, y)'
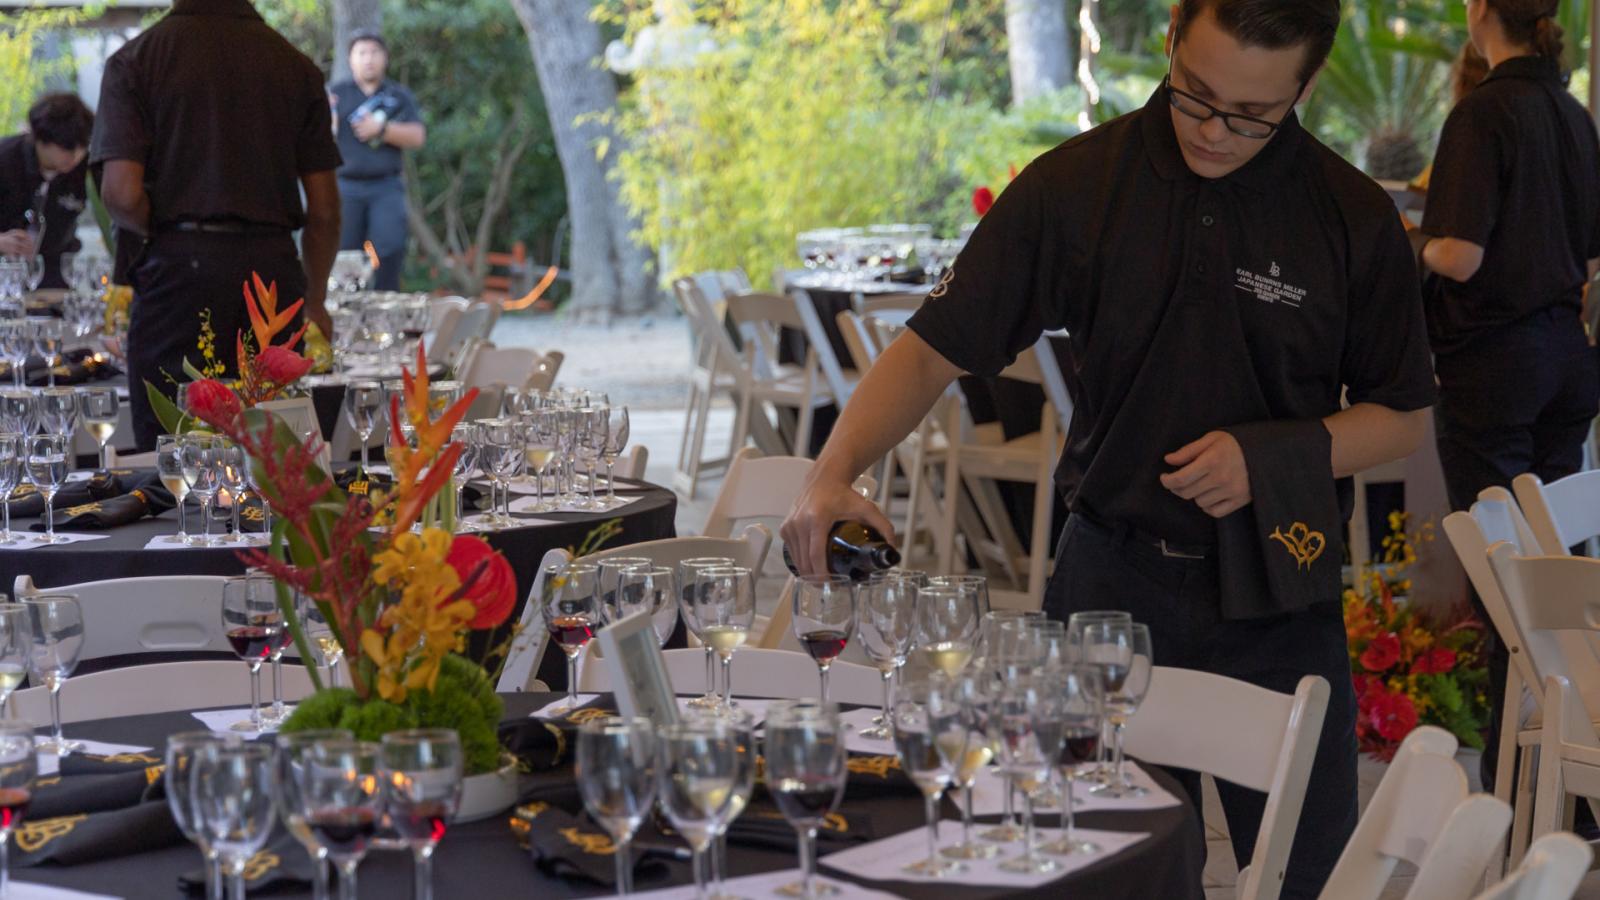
top-left (338, 175), bottom-right (407, 292)
top-left (127, 231), bottom-right (307, 450)
top-left (1434, 304), bottom-right (1600, 789)
top-left (1044, 514), bottom-right (1358, 900)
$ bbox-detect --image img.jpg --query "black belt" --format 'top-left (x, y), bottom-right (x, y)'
top-left (163, 221), bottom-right (290, 236)
top-left (1074, 511), bottom-right (1215, 560)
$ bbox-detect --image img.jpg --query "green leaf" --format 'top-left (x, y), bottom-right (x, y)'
top-left (143, 380), bottom-right (187, 436)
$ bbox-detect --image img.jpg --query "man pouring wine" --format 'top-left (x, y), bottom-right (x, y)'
top-left (780, 2), bottom-right (1436, 897)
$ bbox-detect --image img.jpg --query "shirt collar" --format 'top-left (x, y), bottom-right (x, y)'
top-left (170, 0), bottom-right (263, 20)
top-left (1140, 83), bottom-right (1305, 193)
top-left (1482, 54), bottom-right (1564, 86)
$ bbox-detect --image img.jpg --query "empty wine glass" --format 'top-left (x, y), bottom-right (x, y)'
top-left (541, 562), bottom-right (600, 715)
top-left (658, 717), bottom-right (740, 900)
top-left (766, 701), bottom-right (848, 899)
top-left (297, 739), bottom-right (383, 900)
top-left (0, 391), bottom-right (32, 436)
top-left (596, 557), bottom-right (651, 626)
top-left (25, 433), bottom-right (69, 543)
top-left (0, 433), bottom-right (21, 545)
top-left (274, 729), bottom-right (354, 900)
top-left (257, 574), bottom-right (294, 727)
top-left (573, 407), bottom-right (607, 510)
top-left (0, 326), bottom-right (23, 389)
top-left (298, 590), bottom-right (345, 688)
top-left (35, 386), bottom-right (76, 437)
top-left (576, 717), bottom-right (657, 897)
top-left (25, 594), bottom-right (83, 755)
top-left (926, 574), bottom-right (991, 617)
top-left (167, 731), bottom-right (237, 900)
top-left (615, 565), bottom-right (679, 647)
top-left (857, 573), bottom-right (918, 740)
top-left (695, 706), bottom-right (756, 900)
top-left (192, 742), bottom-right (277, 900)
top-left (677, 557), bottom-right (735, 710)
top-left (1042, 664), bottom-right (1105, 857)
top-left (28, 318), bottom-right (61, 388)
top-left (941, 672), bottom-right (1000, 861)
top-left (600, 405), bottom-right (630, 508)
top-left (449, 422), bottom-right (477, 530)
top-left (380, 729), bottom-right (463, 900)
top-left (217, 440), bottom-right (248, 544)
top-left (0, 605), bottom-right (27, 715)
top-left (477, 418), bottom-right (522, 527)
top-left (78, 386), bottom-right (117, 472)
top-left (156, 434), bottom-right (191, 544)
top-left (892, 676), bottom-right (967, 876)
top-left (699, 566), bottom-right (756, 709)
top-left (0, 721), bottom-right (33, 898)
top-left (221, 576), bottom-right (282, 732)
top-left (342, 381), bottom-right (384, 472)
top-left (791, 575), bottom-right (858, 706)
top-left (180, 432), bottom-right (224, 547)
top-left (1085, 621), bottom-right (1153, 798)
top-left (995, 674), bottom-right (1068, 875)
top-left (913, 584), bottom-right (981, 678)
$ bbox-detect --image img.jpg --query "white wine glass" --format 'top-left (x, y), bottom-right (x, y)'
top-left (941, 672), bottom-right (1000, 861)
top-left (156, 434), bottom-right (191, 544)
top-left (856, 572), bottom-right (918, 740)
top-left (78, 387), bottom-right (117, 472)
top-left (677, 557), bottom-right (735, 710)
top-left (913, 584), bottom-right (981, 678)
top-left (25, 433), bottom-right (68, 543)
top-left (892, 676), bottom-right (968, 876)
top-left (576, 717), bottom-right (657, 897)
top-left (523, 409), bottom-right (559, 512)
top-left (24, 593), bottom-right (84, 756)
top-left (699, 566), bottom-right (755, 709)
top-left (657, 718), bottom-right (740, 900)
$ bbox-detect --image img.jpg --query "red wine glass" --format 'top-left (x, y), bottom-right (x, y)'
top-left (541, 562), bottom-right (600, 714)
top-left (0, 721), bottom-right (33, 898)
top-left (380, 730), bottom-right (462, 900)
top-left (791, 575), bottom-right (857, 707)
top-left (297, 739), bottom-right (383, 900)
top-left (220, 576), bottom-right (282, 732)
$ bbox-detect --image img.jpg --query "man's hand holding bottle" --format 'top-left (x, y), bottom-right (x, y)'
top-left (780, 468), bottom-right (900, 578)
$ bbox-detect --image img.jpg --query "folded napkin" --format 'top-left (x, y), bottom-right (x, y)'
top-left (23, 472), bottom-right (175, 530)
top-left (1217, 420), bottom-right (1344, 619)
top-left (178, 832), bottom-right (316, 895)
top-left (512, 802), bottom-right (671, 887)
top-left (13, 799), bottom-right (181, 867)
top-left (721, 805), bottom-right (872, 852)
top-left (497, 717), bottom-right (572, 773)
top-left (5, 349), bottom-right (122, 388)
top-left (32, 766), bottom-right (162, 819)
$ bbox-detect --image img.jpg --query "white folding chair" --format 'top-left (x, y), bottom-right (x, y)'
top-left (258, 395), bottom-right (331, 472)
top-left (497, 548), bottom-right (571, 693)
top-left (1318, 726), bottom-right (1511, 900)
top-left (15, 574), bottom-right (235, 662)
top-left (529, 350), bottom-right (563, 393)
top-left (616, 445), bottom-right (649, 481)
top-left (11, 660), bottom-right (316, 725)
top-left (433, 303), bottom-right (499, 369)
top-left (577, 646), bottom-right (881, 704)
top-left (1122, 668), bottom-right (1329, 900)
top-left (1473, 831), bottom-right (1592, 900)
top-left (425, 297), bottom-right (471, 366)
top-left (1512, 470), bottom-right (1600, 557)
top-left (673, 276), bottom-right (744, 499)
top-left (724, 291), bottom-right (838, 459)
top-left (460, 345), bottom-right (545, 393)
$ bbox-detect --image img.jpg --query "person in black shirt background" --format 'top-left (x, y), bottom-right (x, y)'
top-left (783, 1), bottom-right (1437, 895)
top-left (1413, 0), bottom-right (1600, 790)
top-left (91, 0), bottom-right (342, 450)
top-left (328, 29), bottom-right (425, 291)
top-left (0, 94), bottom-right (93, 288)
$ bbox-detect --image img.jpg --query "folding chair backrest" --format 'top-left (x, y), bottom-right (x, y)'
top-left (1473, 831), bottom-right (1592, 900)
top-left (462, 346), bottom-right (543, 392)
top-left (529, 350), bottom-right (563, 392)
top-left (1443, 488), bottom-right (1544, 693)
top-left (439, 303), bottom-right (498, 361)
top-left (426, 305), bottom-right (466, 367)
top-left (427, 296), bottom-right (471, 336)
top-left (14, 574), bottom-right (234, 662)
top-left (836, 310), bottom-right (879, 372)
top-left (12, 660), bottom-right (317, 724)
top-left (674, 277), bottom-right (743, 370)
top-left (1513, 470), bottom-right (1600, 555)
top-left (857, 293), bottom-right (924, 316)
top-left (701, 448), bottom-right (876, 539)
top-left (496, 548), bottom-right (572, 692)
top-left (616, 445), bottom-right (649, 481)
top-left (1319, 726), bottom-right (1510, 900)
top-left (1123, 667), bottom-right (1329, 900)
top-left (726, 292), bottom-right (807, 381)
top-left (1486, 544), bottom-right (1600, 696)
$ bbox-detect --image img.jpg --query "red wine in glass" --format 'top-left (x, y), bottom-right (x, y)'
top-left (771, 778), bottom-right (839, 822)
top-left (308, 806), bottom-right (379, 854)
top-left (1062, 729), bottom-right (1099, 766)
top-left (389, 798), bottom-right (451, 843)
top-left (800, 629), bottom-right (849, 665)
top-left (548, 615), bottom-right (596, 654)
top-left (0, 787), bottom-right (29, 831)
top-left (226, 625), bottom-right (277, 661)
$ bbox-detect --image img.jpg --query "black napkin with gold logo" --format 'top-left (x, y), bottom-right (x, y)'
top-left (512, 801), bottom-right (672, 886)
top-left (15, 762), bottom-right (180, 868)
top-left (22, 470), bottom-right (175, 530)
top-left (178, 832), bottom-right (316, 895)
top-left (11, 349), bottom-right (122, 387)
top-left (1217, 419), bottom-right (1344, 619)
top-left (498, 717), bottom-right (571, 773)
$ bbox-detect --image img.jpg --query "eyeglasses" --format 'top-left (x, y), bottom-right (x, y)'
top-left (1162, 60), bottom-right (1304, 140)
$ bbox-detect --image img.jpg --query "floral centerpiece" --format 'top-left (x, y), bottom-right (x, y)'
top-left (1344, 512), bottom-right (1490, 761)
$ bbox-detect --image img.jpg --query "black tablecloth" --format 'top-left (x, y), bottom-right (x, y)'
top-left (17, 693), bottom-right (1205, 899)
top-left (0, 479), bottom-right (678, 689)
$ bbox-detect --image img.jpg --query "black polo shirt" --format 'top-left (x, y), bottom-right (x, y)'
top-left (907, 86), bottom-right (1437, 546)
top-left (0, 133), bottom-right (85, 288)
top-left (1421, 55), bottom-right (1600, 356)
top-left (328, 78), bottom-right (421, 181)
top-left (88, 0), bottom-right (342, 231)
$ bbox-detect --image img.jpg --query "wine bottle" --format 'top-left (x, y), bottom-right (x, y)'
top-left (783, 521), bottom-right (901, 581)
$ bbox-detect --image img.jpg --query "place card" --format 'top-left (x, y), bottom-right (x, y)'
top-left (959, 761), bottom-right (1182, 817)
top-left (8, 883), bottom-right (122, 900)
top-left (629, 868), bottom-right (901, 899)
top-left (0, 533), bottom-right (111, 550)
top-left (37, 740), bottom-right (155, 776)
top-left (821, 820), bottom-right (1148, 888)
top-left (190, 708), bottom-right (293, 739)
top-left (598, 611), bottom-right (679, 726)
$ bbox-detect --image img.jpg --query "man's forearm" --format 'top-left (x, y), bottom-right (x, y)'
top-left (1323, 403), bottom-right (1428, 478)
top-left (300, 218), bottom-right (338, 308)
top-left (812, 329), bottom-right (963, 484)
top-left (384, 122), bottom-right (426, 149)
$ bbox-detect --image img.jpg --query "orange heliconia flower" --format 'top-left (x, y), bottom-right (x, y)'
top-left (244, 273), bottom-right (307, 350)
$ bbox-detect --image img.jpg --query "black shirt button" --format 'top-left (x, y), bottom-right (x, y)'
top-left (1196, 262), bottom-right (1207, 274)
top-left (1201, 215), bottom-right (1215, 227)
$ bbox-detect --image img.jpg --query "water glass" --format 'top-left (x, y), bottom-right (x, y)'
top-left (78, 386), bottom-right (117, 471)
top-left (343, 381), bottom-right (385, 472)
top-left (24, 593), bottom-right (83, 755)
top-left (25, 433), bottom-right (68, 544)
top-left (856, 573), bottom-right (918, 739)
top-left (941, 672), bottom-right (1000, 861)
top-left (576, 717), bottom-right (657, 896)
top-left (0, 433), bottom-right (21, 545)
top-left (296, 739), bottom-right (383, 900)
top-left (221, 576), bottom-right (282, 732)
top-left (766, 701), bottom-right (848, 899)
top-left (791, 575), bottom-right (857, 706)
top-left (657, 718), bottom-right (741, 900)
top-left (35, 386), bottom-right (76, 437)
top-left (1085, 621), bottom-right (1153, 798)
top-left (892, 676), bottom-right (967, 876)
top-left (167, 732), bottom-right (238, 900)
top-left (677, 557), bottom-right (735, 709)
top-left (541, 562), bottom-right (600, 714)
top-left (0, 721), bottom-right (33, 899)
top-left (274, 729), bottom-right (353, 900)
top-left (380, 730), bottom-right (463, 900)
top-left (192, 742), bottom-right (277, 900)
top-left (615, 565), bottom-right (678, 647)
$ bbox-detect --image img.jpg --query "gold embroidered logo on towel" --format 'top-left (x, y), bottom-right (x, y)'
top-left (1269, 522), bottom-right (1326, 571)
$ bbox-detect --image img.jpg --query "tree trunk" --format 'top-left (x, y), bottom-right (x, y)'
top-left (332, 0), bottom-right (383, 80)
top-left (1005, 0), bottom-right (1073, 106)
top-left (510, 0), bottom-right (655, 317)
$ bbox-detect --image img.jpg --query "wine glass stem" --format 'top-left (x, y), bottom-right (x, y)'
top-left (877, 670), bottom-right (892, 725)
top-left (178, 495), bottom-right (187, 538)
top-left (605, 460), bottom-right (616, 505)
top-left (206, 850), bottom-right (223, 900)
top-left (703, 647), bottom-right (714, 701)
top-left (230, 497), bottom-right (240, 538)
top-left (271, 654), bottom-right (284, 717)
top-left (799, 827), bottom-right (817, 898)
top-left (249, 663), bottom-right (262, 730)
top-left (228, 868), bottom-right (246, 900)
top-left (2, 497), bottom-right (10, 541)
top-left (412, 845), bottom-right (434, 900)
top-left (614, 835), bottom-right (632, 896)
top-left (337, 860), bottom-right (359, 900)
top-left (312, 854), bottom-right (330, 900)
top-left (201, 496), bottom-right (213, 544)
top-left (587, 462), bottom-right (598, 507)
top-left (1113, 721), bottom-right (1128, 789)
top-left (1001, 773), bottom-right (1016, 827)
top-left (711, 833), bottom-right (726, 897)
top-left (1063, 774), bottom-right (1076, 841)
top-left (719, 653), bottom-right (732, 707)
top-left (819, 665), bottom-right (830, 707)
top-left (924, 793), bottom-right (940, 868)
top-left (1, 830), bottom-right (9, 900)
top-left (565, 656), bottom-right (578, 710)
top-left (962, 782), bottom-right (975, 844)
top-left (97, 441), bottom-right (107, 472)
top-left (48, 681), bottom-right (64, 749)
top-left (360, 439), bottom-right (369, 472)
top-left (691, 846), bottom-right (708, 900)
top-left (44, 495), bottom-right (53, 541)
top-left (453, 481), bottom-right (464, 527)
top-left (1021, 795), bottom-right (1037, 865)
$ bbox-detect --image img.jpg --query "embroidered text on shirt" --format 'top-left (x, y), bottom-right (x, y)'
top-left (1235, 265), bottom-right (1308, 308)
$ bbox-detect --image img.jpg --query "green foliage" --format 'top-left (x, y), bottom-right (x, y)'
top-left (283, 654), bottom-right (507, 774)
top-left (0, 9), bottom-right (86, 134)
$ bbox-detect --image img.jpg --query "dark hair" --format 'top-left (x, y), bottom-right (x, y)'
top-left (26, 93), bottom-right (92, 150)
top-left (1174, 0), bottom-right (1341, 82)
top-left (1484, 0), bottom-right (1563, 62)
top-left (348, 28), bottom-right (387, 54)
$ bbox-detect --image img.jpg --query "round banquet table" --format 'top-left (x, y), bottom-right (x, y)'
top-left (17, 693), bottom-right (1206, 899)
top-left (0, 478), bottom-right (678, 689)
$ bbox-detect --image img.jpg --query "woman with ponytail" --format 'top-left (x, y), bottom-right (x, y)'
top-left (1413, 0), bottom-right (1600, 792)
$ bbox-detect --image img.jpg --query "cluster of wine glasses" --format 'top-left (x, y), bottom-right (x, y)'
top-left (795, 225), bottom-right (939, 285)
top-left (168, 727), bottom-right (461, 900)
top-left (153, 430), bottom-right (257, 546)
top-left (327, 293), bottom-right (431, 371)
top-left (220, 573), bottom-right (298, 733)
top-left (0, 593), bottom-right (88, 762)
top-left (576, 700), bottom-right (850, 899)
top-left (0, 385), bottom-right (120, 542)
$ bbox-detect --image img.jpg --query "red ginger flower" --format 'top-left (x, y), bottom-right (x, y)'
top-left (1366, 688), bottom-right (1418, 742)
top-left (256, 345), bottom-right (314, 385)
top-left (1359, 632), bottom-right (1401, 673)
top-left (1410, 646), bottom-right (1457, 676)
top-left (445, 535), bottom-right (516, 629)
top-left (184, 378), bottom-right (243, 430)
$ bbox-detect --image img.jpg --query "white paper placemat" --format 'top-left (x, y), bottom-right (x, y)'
top-left (960, 761), bottom-right (1182, 817)
top-left (821, 820), bottom-right (1148, 888)
top-left (840, 707), bottom-right (895, 753)
top-left (507, 493), bottom-right (641, 516)
top-left (142, 534), bottom-right (270, 550)
top-left (8, 883), bottom-right (124, 900)
top-left (37, 740), bottom-right (155, 776)
top-left (0, 532), bottom-right (111, 549)
top-left (629, 868), bottom-right (901, 899)
top-left (190, 708), bottom-right (292, 739)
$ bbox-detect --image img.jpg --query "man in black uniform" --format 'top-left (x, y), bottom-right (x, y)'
top-left (328, 29), bottom-right (425, 291)
top-left (90, 0), bottom-right (341, 450)
top-left (782, 1), bottom-right (1436, 896)
top-left (0, 93), bottom-right (94, 288)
